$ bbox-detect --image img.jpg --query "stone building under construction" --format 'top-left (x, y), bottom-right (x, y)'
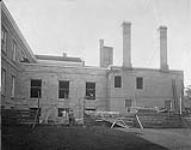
top-left (1, 2), bottom-right (184, 123)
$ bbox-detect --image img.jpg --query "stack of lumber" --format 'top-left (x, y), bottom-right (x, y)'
top-left (84, 112), bottom-right (137, 128)
top-left (118, 114), bottom-right (136, 127)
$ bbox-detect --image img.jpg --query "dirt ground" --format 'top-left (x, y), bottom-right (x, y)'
top-left (118, 128), bottom-right (191, 150)
top-left (2, 125), bottom-right (168, 150)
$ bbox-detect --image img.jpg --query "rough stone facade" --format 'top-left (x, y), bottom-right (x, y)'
top-left (108, 67), bottom-right (183, 113)
top-left (1, 2), bottom-right (184, 123)
top-left (1, 2), bottom-right (36, 108)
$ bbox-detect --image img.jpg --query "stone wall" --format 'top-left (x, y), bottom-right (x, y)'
top-left (17, 63), bottom-right (108, 121)
top-left (108, 67), bottom-right (184, 113)
top-left (1, 3), bottom-right (35, 108)
top-left (17, 62), bottom-right (184, 123)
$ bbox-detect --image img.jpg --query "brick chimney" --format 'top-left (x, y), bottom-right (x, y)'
top-left (159, 26), bottom-right (169, 72)
top-left (99, 39), bottom-right (113, 68)
top-left (122, 22), bottom-right (132, 68)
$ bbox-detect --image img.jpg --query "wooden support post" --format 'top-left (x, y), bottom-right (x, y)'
top-left (37, 91), bottom-right (40, 125)
top-left (136, 114), bottom-right (143, 130)
top-left (32, 91), bottom-right (40, 129)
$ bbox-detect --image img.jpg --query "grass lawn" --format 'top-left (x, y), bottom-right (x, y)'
top-left (140, 128), bottom-right (191, 150)
top-left (2, 125), bottom-right (168, 150)
top-left (118, 128), bottom-right (191, 150)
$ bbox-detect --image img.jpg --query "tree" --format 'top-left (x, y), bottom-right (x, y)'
top-left (184, 85), bottom-right (191, 113)
top-left (185, 85), bottom-right (191, 99)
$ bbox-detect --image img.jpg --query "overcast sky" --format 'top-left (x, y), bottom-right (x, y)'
top-left (4, 0), bottom-right (191, 86)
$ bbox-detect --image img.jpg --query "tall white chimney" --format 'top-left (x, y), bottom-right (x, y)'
top-left (159, 26), bottom-right (169, 71)
top-left (99, 39), bottom-right (104, 67)
top-left (122, 22), bottom-right (132, 68)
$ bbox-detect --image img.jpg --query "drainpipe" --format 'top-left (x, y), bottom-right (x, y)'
top-left (179, 94), bottom-right (182, 115)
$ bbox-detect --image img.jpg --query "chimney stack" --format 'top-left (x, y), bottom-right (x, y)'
top-left (99, 39), bottom-right (104, 67)
top-left (122, 22), bottom-right (132, 68)
top-left (99, 39), bottom-right (113, 68)
top-left (159, 26), bottom-right (168, 71)
top-left (63, 52), bottom-right (67, 57)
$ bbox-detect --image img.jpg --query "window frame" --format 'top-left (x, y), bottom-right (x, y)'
top-left (114, 76), bottom-right (121, 88)
top-left (136, 77), bottom-right (143, 90)
top-left (125, 99), bottom-right (132, 112)
top-left (11, 75), bottom-right (15, 98)
top-left (58, 80), bottom-right (70, 99)
top-left (85, 82), bottom-right (96, 100)
top-left (58, 108), bottom-right (69, 117)
top-left (1, 27), bottom-right (7, 54)
top-left (30, 79), bottom-right (42, 98)
top-left (1, 68), bottom-right (6, 96)
top-left (12, 41), bottom-right (17, 61)
top-left (125, 99), bottom-right (132, 108)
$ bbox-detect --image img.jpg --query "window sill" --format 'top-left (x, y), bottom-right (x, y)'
top-left (136, 89), bottom-right (143, 90)
top-left (58, 116), bottom-right (63, 117)
top-left (85, 99), bottom-right (96, 101)
top-left (58, 98), bottom-right (70, 102)
top-left (59, 98), bottom-right (69, 99)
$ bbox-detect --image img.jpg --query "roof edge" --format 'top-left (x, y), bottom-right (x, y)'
top-left (1, 1), bottom-right (37, 62)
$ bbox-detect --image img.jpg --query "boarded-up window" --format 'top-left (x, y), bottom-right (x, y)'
top-left (1, 69), bottom-right (6, 96)
top-left (1, 28), bottom-right (7, 53)
top-left (11, 75), bottom-right (15, 97)
top-left (114, 76), bottom-right (121, 88)
top-left (30, 80), bottom-right (42, 98)
top-left (59, 81), bottom-right (69, 99)
top-left (86, 82), bottom-right (96, 100)
top-left (136, 77), bottom-right (143, 89)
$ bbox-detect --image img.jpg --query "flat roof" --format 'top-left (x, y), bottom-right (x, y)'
top-left (35, 55), bottom-right (82, 62)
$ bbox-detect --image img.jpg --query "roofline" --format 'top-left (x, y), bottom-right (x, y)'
top-left (109, 65), bottom-right (183, 74)
top-left (103, 46), bottom-right (113, 49)
top-left (1, 1), bottom-right (37, 62)
top-left (35, 54), bottom-right (83, 62)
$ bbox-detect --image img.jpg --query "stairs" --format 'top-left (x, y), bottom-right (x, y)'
top-left (1, 109), bottom-right (38, 126)
top-left (136, 113), bottom-right (186, 128)
top-left (183, 114), bottom-right (191, 128)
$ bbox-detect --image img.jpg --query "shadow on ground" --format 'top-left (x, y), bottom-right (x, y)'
top-left (2, 125), bottom-right (168, 150)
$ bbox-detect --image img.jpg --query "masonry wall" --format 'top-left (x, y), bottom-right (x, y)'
top-left (17, 63), bottom-right (108, 122)
top-left (1, 1), bottom-right (185, 125)
top-left (1, 4), bottom-right (35, 108)
top-left (108, 67), bottom-right (184, 113)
